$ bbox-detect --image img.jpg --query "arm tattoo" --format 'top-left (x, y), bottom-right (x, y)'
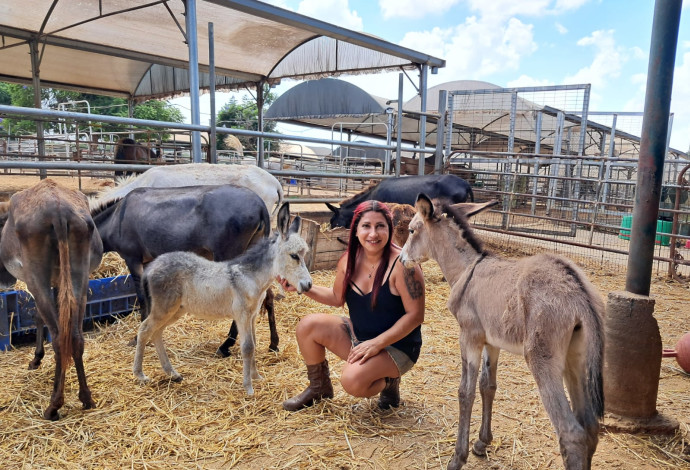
top-left (403, 267), bottom-right (423, 299)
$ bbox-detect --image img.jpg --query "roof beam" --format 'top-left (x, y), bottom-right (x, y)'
top-left (204, 0), bottom-right (446, 69)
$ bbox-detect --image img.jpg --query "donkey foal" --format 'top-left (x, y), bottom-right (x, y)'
top-left (400, 195), bottom-right (604, 470)
top-left (133, 203), bottom-right (312, 395)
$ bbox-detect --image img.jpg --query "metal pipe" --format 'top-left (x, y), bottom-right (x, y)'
top-left (626, 0), bottom-right (682, 296)
top-left (208, 22), bottom-right (217, 164)
top-left (418, 64), bottom-right (428, 175)
top-left (29, 39), bottom-right (46, 179)
top-left (395, 73), bottom-right (403, 177)
top-left (434, 90), bottom-right (447, 174)
top-left (257, 81), bottom-right (265, 168)
top-left (184, 0), bottom-right (202, 163)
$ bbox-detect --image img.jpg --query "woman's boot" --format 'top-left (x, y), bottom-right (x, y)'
top-left (283, 359), bottom-right (334, 411)
top-left (378, 377), bottom-right (400, 409)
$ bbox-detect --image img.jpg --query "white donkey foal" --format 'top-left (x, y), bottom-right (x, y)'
top-left (133, 203), bottom-right (312, 395)
top-left (400, 195), bottom-right (604, 470)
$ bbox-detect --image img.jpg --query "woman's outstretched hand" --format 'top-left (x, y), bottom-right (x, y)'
top-left (347, 339), bottom-right (383, 365)
top-left (276, 276), bottom-right (297, 293)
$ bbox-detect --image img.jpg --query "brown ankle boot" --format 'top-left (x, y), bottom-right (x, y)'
top-left (378, 377), bottom-right (400, 410)
top-left (283, 359), bottom-right (334, 411)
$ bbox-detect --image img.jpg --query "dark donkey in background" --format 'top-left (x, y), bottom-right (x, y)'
top-left (114, 137), bottom-right (161, 177)
top-left (0, 179), bottom-right (103, 420)
top-left (91, 184), bottom-right (277, 356)
top-left (326, 174), bottom-right (474, 229)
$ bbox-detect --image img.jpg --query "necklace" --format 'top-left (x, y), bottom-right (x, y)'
top-left (367, 259), bottom-right (381, 278)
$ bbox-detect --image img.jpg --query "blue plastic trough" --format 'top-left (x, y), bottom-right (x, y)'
top-left (0, 275), bottom-right (137, 351)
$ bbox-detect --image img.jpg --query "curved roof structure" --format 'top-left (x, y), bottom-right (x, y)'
top-left (0, 0), bottom-right (445, 101)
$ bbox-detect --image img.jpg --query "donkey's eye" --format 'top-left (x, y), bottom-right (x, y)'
top-left (290, 254), bottom-right (299, 261)
top-left (408, 228), bottom-right (415, 235)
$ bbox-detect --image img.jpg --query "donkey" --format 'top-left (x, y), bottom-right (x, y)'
top-left (0, 179), bottom-right (103, 420)
top-left (114, 137), bottom-right (161, 177)
top-left (400, 194), bottom-right (604, 470)
top-left (133, 203), bottom-right (312, 395)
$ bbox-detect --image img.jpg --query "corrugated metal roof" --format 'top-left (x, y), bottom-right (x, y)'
top-left (0, 0), bottom-right (445, 101)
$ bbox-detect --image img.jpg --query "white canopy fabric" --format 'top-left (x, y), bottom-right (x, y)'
top-left (0, 0), bottom-right (445, 101)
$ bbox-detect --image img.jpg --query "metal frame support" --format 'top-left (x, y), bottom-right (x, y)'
top-left (434, 90), bottom-right (447, 174)
top-left (417, 64), bottom-right (428, 175)
top-left (208, 22), bottom-right (217, 164)
top-left (184, 0), bottom-right (202, 163)
top-left (395, 73), bottom-right (403, 177)
top-left (29, 39), bottom-right (46, 179)
top-left (626, 0), bottom-right (682, 296)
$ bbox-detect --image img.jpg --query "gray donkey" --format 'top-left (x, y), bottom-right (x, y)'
top-left (400, 194), bottom-right (604, 470)
top-left (133, 203), bottom-right (312, 395)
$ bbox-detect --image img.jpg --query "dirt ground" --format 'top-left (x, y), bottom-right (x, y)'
top-left (0, 174), bottom-right (688, 469)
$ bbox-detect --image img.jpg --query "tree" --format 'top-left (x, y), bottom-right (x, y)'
top-left (216, 85), bottom-right (279, 153)
top-left (0, 82), bottom-right (183, 136)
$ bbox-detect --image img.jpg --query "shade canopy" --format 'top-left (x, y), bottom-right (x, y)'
top-left (0, 0), bottom-right (445, 101)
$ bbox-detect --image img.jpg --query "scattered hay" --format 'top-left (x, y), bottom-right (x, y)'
top-left (0, 257), bottom-right (687, 469)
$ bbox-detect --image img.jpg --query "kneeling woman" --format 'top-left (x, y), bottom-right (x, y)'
top-left (278, 200), bottom-right (424, 411)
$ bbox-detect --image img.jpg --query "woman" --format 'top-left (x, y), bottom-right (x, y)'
top-left (278, 200), bottom-right (425, 411)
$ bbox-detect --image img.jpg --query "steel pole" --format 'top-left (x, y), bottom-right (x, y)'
top-left (184, 0), bottom-right (202, 163)
top-left (626, 0), bottom-right (682, 296)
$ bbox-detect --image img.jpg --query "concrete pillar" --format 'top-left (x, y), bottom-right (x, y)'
top-left (603, 291), bottom-right (678, 433)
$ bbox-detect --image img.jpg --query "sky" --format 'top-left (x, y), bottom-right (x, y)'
top-left (171, 0), bottom-right (690, 153)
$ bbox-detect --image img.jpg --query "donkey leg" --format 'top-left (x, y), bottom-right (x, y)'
top-left (153, 310), bottom-right (185, 382)
top-left (528, 357), bottom-right (588, 470)
top-left (29, 320), bottom-right (46, 370)
top-left (71, 325), bottom-right (95, 410)
top-left (264, 288), bottom-right (279, 352)
top-left (448, 340), bottom-right (483, 470)
top-left (236, 316), bottom-right (258, 395)
top-left (473, 345), bottom-right (500, 457)
top-left (133, 316), bottom-right (158, 384)
top-left (565, 348), bottom-right (599, 468)
top-left (217, 321), bottom-right (238, 357)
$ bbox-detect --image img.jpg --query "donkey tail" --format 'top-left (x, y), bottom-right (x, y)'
top-left (54, 216), bottom-right (77, 370)
top-left (271, 184), bottom-right (284, 216)
top-left (583, 286), bottom-right (605, 419)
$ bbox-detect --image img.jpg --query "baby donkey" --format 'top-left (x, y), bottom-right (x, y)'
top-left (133, 203), bottom-right (312, 395)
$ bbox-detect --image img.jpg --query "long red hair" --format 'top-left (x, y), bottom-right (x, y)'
top-left (341, 200), bottom-right (394, 308)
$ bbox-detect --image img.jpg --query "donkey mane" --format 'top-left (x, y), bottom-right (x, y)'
top-left (438, 201), bottom-right (487, 255)
top-left (89, 195), bottom-right (124, 217)
top-left (88, 174), bottom-right (138, 212)
top-left (338, 183), bottom-right (377, 206)
top-left (226, 232), bottom-right (277, 272)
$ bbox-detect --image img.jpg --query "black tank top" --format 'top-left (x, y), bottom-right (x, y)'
top-left (345, 257), bottom-right (422, 363)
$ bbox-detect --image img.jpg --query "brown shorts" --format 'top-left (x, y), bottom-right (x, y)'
top-left (341, 317), bottom-right (415, 376)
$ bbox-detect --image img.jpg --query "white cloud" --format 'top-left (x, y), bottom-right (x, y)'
top-left (555, 22), bottom-right (568, 34)
top-left (400, 15), bottom-right (537, 83)
top-left (507, 75), bottom-right (555, 88)
top-left (551, 0), bottom-right (593, 14)
top-left (378, 0), bottom-right (461, 19)
top-left (296, 0), bottom-right (363, 31)
top-left (563, 30), bottom-right (625, 89)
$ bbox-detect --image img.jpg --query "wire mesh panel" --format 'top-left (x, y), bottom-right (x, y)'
top-left (444, 85), bottom-right (690, 279)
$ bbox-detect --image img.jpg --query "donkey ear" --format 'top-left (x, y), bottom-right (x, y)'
top-left (288, 215), bottom-right (302, 235)
top-left (451, 200), bottom-right (498, 218)
top-left (415, 193), bottom-right (434, 221)
top-left (277, 202), bottom-right (290, 235)
top-left (325, 202), bottom-right (339, 213)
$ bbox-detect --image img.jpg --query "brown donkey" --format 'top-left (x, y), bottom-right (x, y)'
top-left (400, 194), bottom-right (604, 470)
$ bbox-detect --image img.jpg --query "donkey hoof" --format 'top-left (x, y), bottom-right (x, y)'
top-left (27, 360), bottom-right (41, 370)
top-left (43, 407), bottom-right (60, 421)
top-left (171, 374), bottom-right (183, 383)
top-left (135, 375), bottom-right (151, 385)
top-left (244, 386), bottom-right (255, 396)
top-left (268, 344), bottom-right (279, 353)
top-left (216, 347), bottom-right (231, 358)
top-left (472, 440), bottom-right (489, 457)
top-left (127, 336), bottom-right (138, 347)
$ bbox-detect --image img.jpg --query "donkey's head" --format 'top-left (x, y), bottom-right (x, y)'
top-left (400, 193), bottom-right (497, 269)
top-left (275, 202), bottom-right (312, 294)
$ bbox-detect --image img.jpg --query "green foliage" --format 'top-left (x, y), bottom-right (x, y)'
top-left (0, 82), bottom-right (183, 138)
top-left (216, 85), bottom-right (280, 153)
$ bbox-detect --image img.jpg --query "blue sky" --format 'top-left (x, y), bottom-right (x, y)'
top-left (173, 0), bottom-right (690, 152)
